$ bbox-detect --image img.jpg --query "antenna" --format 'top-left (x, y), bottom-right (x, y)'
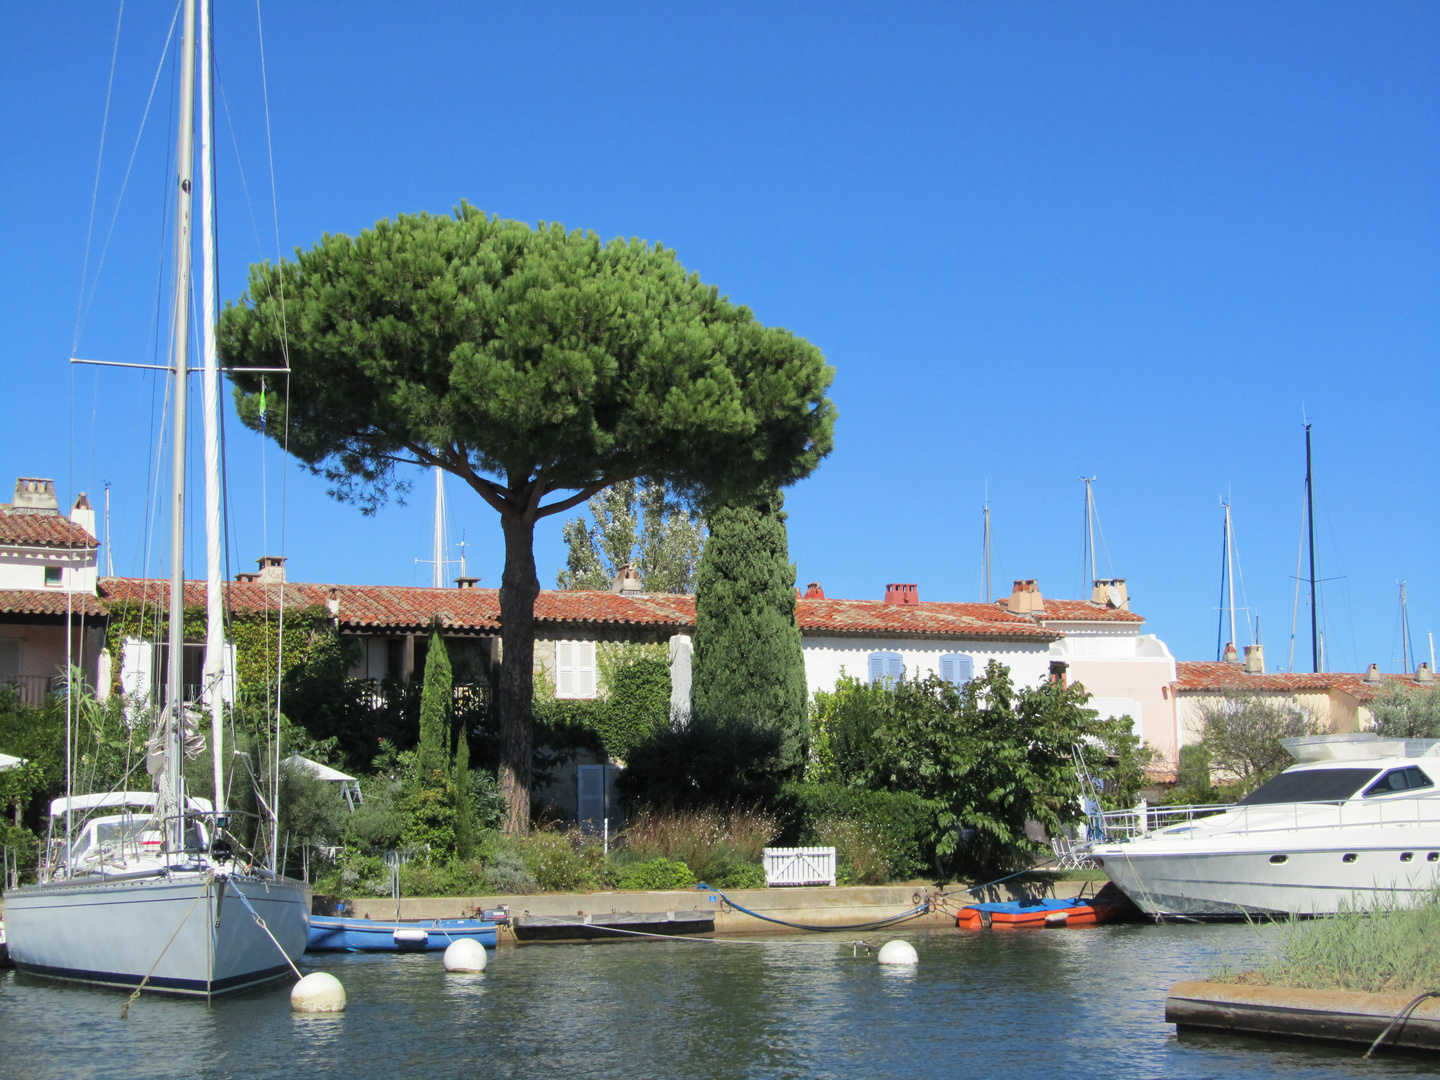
top-left (981, 491), bottom-right (992, 604)
top-left (458, 529), bottom-right (469, 580)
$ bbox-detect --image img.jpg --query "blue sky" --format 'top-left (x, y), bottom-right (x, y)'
top-left (2, 2), bottom-right (1436, 673)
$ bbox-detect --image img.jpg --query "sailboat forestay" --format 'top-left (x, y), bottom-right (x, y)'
top-left (4, 0), bottom-right (311, 997)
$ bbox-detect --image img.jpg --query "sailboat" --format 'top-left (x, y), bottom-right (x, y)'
top-left (4, 0), bottom-right (311, 996)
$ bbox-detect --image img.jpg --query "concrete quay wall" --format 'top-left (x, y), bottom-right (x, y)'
top-left (341, 879), bottom-right (1091, 936)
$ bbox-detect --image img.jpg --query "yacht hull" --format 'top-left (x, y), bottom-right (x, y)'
top-left (1096, 840), bottom-right (1440, 919)
top-left (5, 872), bottom-right (311, 995)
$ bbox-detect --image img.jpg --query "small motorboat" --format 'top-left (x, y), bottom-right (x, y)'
top-left (956, 884), bottom-right (1130, 929)
top-left (307, 914), bottom-right (501, 953)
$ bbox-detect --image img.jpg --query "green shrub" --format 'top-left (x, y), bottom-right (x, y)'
top-left (596, 657), bottom-right (671, 761)
top-left (521, 829), bottom-right (604, 892)
top-left (481, 846), bottom-right (539, 895)
top-left (616, 857), bottom-right (697, 891)
top-left (784, 782), bottom-right (934, 883)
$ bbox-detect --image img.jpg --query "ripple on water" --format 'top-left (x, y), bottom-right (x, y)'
top-left (0, 923), bottom-right (1434, 1080)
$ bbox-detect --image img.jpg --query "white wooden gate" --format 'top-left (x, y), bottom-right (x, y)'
top-left (763, 847), bottom-right (837, 887)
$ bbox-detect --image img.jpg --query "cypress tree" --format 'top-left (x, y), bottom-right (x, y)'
top-left (691, 488), bottom-right (808, 775)
top-left (417, 624), bottom-right (452, 783)
top-left (452, 724), bottom-right (475, 860)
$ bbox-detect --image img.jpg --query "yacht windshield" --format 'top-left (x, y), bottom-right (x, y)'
top-left (1238, 768), bottom-right (1380, 806)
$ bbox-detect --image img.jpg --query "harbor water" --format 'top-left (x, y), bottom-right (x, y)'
top-left (2, 922), bottom-right (1436, 1079)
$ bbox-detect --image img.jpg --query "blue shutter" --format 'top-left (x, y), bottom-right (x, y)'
top-left (938, 654), bottom-right (974, 685)
top-left (869, 651), bottom-right (903, 685)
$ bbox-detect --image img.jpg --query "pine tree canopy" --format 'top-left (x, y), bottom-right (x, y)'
top-left (217, 204), bottom-right (835, 832)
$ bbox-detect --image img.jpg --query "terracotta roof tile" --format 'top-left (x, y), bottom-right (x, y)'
top-left (0, 507), bottom-right (97, 550)
top-left (1173, 661), bottom-right (1440, 700)
top-left (798, 599), bottom-right (1059, 641)
top-left (0, 589), bottom-right (107, 617)
top-left (1036, 599), bottom-right (1145, 623)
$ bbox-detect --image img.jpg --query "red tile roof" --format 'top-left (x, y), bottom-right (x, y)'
top-left (1036, 599), bottom-right (1145, 623)
top-left (91, 579), bottom-right (1061, 641)
top-left (0, 507), bottom-right (97, 550)
top-left (805, 599), bottom-right (1060, 641)
top-left (1173, 661), bottom-right (1439, 699)
top-left (0, 589), bottom-right (107, 617)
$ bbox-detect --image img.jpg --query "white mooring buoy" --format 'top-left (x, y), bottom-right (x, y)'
top-left (291, 972), bottom-right (347, 1013)
top-left (443, 938), bottom-right (488, 972)
top-left (877, 939), bottom-right (918, 966)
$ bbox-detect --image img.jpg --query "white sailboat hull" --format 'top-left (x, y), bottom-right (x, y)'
top-left (5, 872), bottom-right (310, 995)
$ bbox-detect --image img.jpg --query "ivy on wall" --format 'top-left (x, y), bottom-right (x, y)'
top-left (102, 601), bottom-right (335, 695)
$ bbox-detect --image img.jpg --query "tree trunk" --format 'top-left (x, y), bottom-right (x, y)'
top-left (498, 512), bottom-right (539, 834)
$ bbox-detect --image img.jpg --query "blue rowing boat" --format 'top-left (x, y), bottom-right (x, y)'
top-left (307, 915), bottom-right (499, 952)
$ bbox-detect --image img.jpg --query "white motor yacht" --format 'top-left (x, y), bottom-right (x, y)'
top-left (1091, 734), bottom-right (1440, 919)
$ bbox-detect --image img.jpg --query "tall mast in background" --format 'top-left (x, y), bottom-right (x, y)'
top-left (1305, 424), bottom-right (1319, 673)
top-left (432, 466), bottom-right (446, 587)
top-left (981, 498), bottom-right (992, 603)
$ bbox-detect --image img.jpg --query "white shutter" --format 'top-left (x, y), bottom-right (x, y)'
top-left (556, 641), bottom-right (576, 698)
top-left (121, 638), bottom-right (151, 704)
top-left (577, 641), bottom-right (597, 699)
top-left (886, 654), bottom-right (904, 682)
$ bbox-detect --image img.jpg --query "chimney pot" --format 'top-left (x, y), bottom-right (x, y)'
top-left (256, 555), bottom-right (287, 584)
top-left (1222, 642), bottom-right (1239, 663)
top-left (610, 564), bottom-right (643, 596)
top-left (12, 477), bottom-right (58, 514)
top-left (803, 581), bottom-right (826, 600)
top-left (1006, 579), bottom-right (1043, 615)
top-left (1243, 644), bottom-right (1265, 674)
top-left (884, 583), bottom-right (919, 606)
top-left (1364, 663), bottom-right (1382, 684)
top-left (1417, 663), bottom-right (1434, 684)
top-left (454, 577), bottom-right (480, 589)
top-left (235, 572), bottom-right (260, 584)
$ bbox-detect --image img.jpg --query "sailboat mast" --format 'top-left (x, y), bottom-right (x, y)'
top-left (165, 0), bottom-right (199, 853)
top-left (199, 0), bottom-right (225, 817)
top-left (1305, 424), bottom-right (1318, 673)
top-left (982, 501), bottom-right (992, 604)
top-left (1225, 501), bottom-right (1237, 654)
top-left (1400, 582), bottom-right (1412, 673)
top-left (432, 466), bottom-right (445, 588)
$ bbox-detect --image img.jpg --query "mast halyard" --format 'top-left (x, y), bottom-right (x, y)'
top-left (199, 0), bottom-right (225, 817)
top-left (163, 0), bottom-right (199, 855)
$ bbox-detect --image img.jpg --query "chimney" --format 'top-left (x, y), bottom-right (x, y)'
top-left (611, 564), bottom-right (643, 596)
top-left (1222, 642), bottom-right (1239, 663)
top-left (257, 555), bottom-right (286, 584)
top-left (1006, 579), bottom-right (1043, 615)
top-left (12, 477), bottom-right (58, 514)
top-left (454, 577), bottom-right (480, 589)
top-left (1243, 644), bottom-right (1265, 674)
top-left (1091, 578), bottom-right (1128, 610)
top-left (235, 572), bottom-right (260, 583)
top-left (70, 492), bottom-right (96, 537)
top-left (803, 582), bottom-right (826, 600)
top-left (1364, 663), bottom-right (1382, 684)
top-left (884, 583), bottom-right (919, 607)
top-left (326, 586), bottom-right (340, 616)
top-left (1418, 662), bottom-right (1434, 684)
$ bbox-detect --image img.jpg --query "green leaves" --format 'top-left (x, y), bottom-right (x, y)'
top-left (219, 204), bottom-right (836, 517)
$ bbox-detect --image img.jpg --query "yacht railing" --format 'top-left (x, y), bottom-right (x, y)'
top-left (1093, 795), bottom-right (1440, 844)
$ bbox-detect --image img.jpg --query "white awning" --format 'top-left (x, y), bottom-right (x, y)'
top-left (49, 791), bottom-right (215, 817)
top-left (0, 751), bottom-right (26, 772)
top-left (286, 754), bottom-right (357, 783)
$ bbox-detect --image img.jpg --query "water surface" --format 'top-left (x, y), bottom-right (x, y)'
top-left (1, 923), bottom-right (1433, 1079)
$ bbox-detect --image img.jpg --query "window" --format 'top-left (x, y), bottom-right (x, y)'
top-left (868, 651), bottom-right (903, 686)
top-left (43, 566), bottom-right (62, 587)
top-left (938, 654), bottom-right (974, 686)
top-left (1238, 768), bottom-right (1380, 806)
top-left (1363, 767), bottom-right (1435, 798)
top-left (556, 640), bottom-right (597, 699)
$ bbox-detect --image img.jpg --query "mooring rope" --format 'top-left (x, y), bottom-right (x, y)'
top-left (120, 875), bottom-right (212, 1019)
top-left (708, 889), bottom-right (933, 933)
top-left (515, 919), bottom-right (877, 950)
top-left (1364, 989), bottom-right (1440, 1058)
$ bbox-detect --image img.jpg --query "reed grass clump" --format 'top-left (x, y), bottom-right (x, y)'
top-left (1230, 891), bottom-right (1440, 997)
top-left (618, 805), bottom-right (779, 888)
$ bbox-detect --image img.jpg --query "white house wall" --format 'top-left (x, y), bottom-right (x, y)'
top-left (1047, 627), bottom-right (1178, 764)
top-left (801, 636), bottom-right (1052, 696)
